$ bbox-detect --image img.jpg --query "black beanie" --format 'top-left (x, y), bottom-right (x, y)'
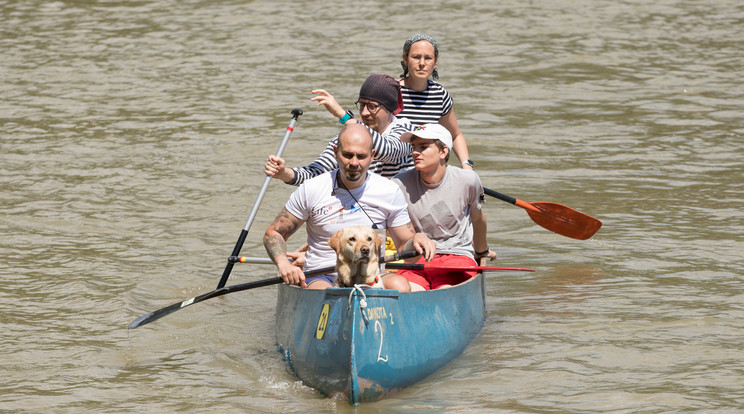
top-left (358, 74), bottom-right (404, 115)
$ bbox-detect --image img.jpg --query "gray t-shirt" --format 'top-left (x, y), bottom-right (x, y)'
top-left (392, 166), bottom-right (484, 258)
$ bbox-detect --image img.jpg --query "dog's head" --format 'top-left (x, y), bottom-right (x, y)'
top-left (328, 226), bottom-right (383, 287)
top-left (328, 226), bottom-right (382, 264)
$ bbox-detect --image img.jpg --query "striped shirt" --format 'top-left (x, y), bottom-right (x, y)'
top-left (398, 80), bottom-right (454, 127)
top-left (289, 117), bottom-right (414, 185)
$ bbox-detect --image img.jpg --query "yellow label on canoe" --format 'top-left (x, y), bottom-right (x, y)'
top-left (315, 304), bottom-right (330, 340)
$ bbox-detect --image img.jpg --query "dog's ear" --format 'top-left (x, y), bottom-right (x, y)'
top-left (328, 230), bottom-right (342, 252)
top-left (373, 231), bottom-right (383, 253)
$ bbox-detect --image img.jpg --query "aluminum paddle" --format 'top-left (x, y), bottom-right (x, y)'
top-left (216, 109), bottom-right (302, 289)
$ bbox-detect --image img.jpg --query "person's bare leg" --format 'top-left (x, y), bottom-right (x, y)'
top-left (381, 273), bottom-right (411, 292)
top-left (307, 280), bottom-right (333, 290)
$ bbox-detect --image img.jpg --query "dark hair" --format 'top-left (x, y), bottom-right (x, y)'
top-left (434, 140), bottom-right (450, 162)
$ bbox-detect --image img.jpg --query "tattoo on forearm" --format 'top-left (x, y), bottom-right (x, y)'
top-left (264, 234), bottom-right (287, 261)
top-left (264, 207), bottom-right (304, 261)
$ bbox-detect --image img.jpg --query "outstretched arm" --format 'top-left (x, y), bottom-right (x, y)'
top-left (262, 89), bottom-right (349, 187)
top-left (291, 140), bottom-right (339, 185)
top-left (264, 207), bottom-right (308, 286)
top-left (311, 89), bottom-right (347, 119)
top-left (265, 155), bottom-right (296, 183)
top-left (311, 88), bottom-right (411, 161)
top-left (265, 139), bottom-right (339, 186)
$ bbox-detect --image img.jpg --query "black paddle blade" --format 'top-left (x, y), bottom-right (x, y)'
top-left (128, 289), bottom-right (224, 329)
top-left (128, 302), bottom-right (192, 330)
top-left (128, 277), bottom-right (282, 329)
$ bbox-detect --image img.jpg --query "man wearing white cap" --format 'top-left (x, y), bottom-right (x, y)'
top-left (392, 124), bottom-right (498, 291)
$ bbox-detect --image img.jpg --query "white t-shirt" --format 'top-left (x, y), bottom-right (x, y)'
top-left (285, 170), bottom-right (411, 273)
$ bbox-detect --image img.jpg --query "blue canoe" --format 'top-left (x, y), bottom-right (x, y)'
top-left (274, 273), bottom-right (486, 405)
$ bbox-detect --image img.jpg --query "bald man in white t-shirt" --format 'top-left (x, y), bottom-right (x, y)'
top-left (264, 123), bottom-right (435, 290)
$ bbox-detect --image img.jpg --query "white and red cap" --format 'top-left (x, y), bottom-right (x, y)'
top-left (400, 124), bottom-right (452, 149)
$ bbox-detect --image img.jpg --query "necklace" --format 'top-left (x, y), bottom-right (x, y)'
top-left (335, 171), bottom-right (379, 229)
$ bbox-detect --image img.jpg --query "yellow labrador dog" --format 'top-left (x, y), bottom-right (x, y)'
top-left (328, 226), bottom-right (383, 288)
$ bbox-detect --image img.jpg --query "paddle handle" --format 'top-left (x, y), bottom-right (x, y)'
top-left (217, 109), bottom-right (303, 289)
top-left (241, 108), bottom-right (303, 233)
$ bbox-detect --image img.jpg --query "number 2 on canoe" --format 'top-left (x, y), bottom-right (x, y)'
top-left (375, 320), bottom-right (388, 363)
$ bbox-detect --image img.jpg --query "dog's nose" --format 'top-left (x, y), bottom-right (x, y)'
top-left (360, 245), bottom-right (369, 255)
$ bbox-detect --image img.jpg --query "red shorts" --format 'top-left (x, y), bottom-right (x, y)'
top-left (397, 254), bottom-right (477, 290)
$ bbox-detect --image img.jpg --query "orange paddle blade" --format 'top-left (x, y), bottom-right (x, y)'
top-left (484, 188), bottom-right (602, 240)
top-left (519, 200), bottom-right (602, 240)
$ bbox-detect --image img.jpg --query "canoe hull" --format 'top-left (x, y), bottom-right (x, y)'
top-left (275, 274), bottom-right (486, 404)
